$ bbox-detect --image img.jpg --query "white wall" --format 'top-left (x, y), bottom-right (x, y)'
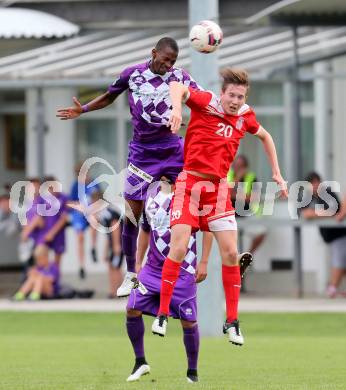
top-left (61, 227), bottom-right (109, 274)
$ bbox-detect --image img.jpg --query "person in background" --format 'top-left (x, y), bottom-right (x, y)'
top-left (69, 163), bottom-right (99, 279)
top-left (25, 176), bottom-right (69, 266)
top-left (301, 172), bottom-right (346, 298)
top-left (228, 154), bottom-right (266, 257)
top-left (19, 178), bottom-right (42, 273)
top-left (13, 244), bottom-right (60, 301)
top-left (89, 191), bottom-right (124, 299)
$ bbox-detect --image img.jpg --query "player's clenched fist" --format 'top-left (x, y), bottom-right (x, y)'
top-left (56, 97), bottom-right (83, 120)
top-left (168, 107), bottom-right (182, 133)
top-left (273, 172), bottom-right (288, 199)
top-left (195, 261), bottom-right (208, 283)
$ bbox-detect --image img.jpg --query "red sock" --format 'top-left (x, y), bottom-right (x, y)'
top-left (158, 258), bottom-right (181, 316)
top-left (222, 264), bottom-right (241, 323)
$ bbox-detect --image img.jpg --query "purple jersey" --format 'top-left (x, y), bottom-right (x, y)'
top-left (37, 262), bottom-right (60, 295)
top-left (143, 183), bottom-right (197, 275)
top-left (25, 195), bottom-right (42, 242)
top-left (108, 61), bottom-right (198, 142)
top-left (36, 192), bottom-right (68, 247)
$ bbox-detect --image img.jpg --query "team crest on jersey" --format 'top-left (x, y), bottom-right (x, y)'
top-left (236, 117), bottom-right (245, 130)
top-left (132, 75), bottom-right (146, 85)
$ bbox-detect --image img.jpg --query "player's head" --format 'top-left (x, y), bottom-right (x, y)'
top-left (220, 68), bottom-right (249, 115)
top-left (27, 177), bottom-right (41, 198)
top-left (233, 154), bottom-right (249, 172)
top-left (43, 175), bottom-right (58, 194)
top-left (34, 244), bottom-right (49, 268)
top-left (305, 171), bottom-right (321, 194)
top-left (151, 37), bottom-right (179, 75)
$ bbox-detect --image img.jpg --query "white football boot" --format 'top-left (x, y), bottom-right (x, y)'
top-left (116, 271), bottom-right (137, 297)
top-left (151, 314), bottom-right (168, 337)
top-left (223, 320), bottom-right (244, 346)
top-left (126, 363), bottom-right (150, 382)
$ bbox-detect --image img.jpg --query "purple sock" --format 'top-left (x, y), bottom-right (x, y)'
top-left (183, 325), bottom-right (199, 370)
top-left (126, 316), bottom-right (145, 359)
top-left (122, 222), bottom-right (139, 273)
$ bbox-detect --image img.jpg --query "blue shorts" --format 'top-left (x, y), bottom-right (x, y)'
top-left (70, 210), bottom-right (89, 232)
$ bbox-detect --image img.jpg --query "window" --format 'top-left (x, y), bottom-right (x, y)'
top-left (76, 119), bottom-right (118, 178)
top-left (4, 114), bottom-right (26, 170)
top-left (248, 82), bottom-right (283, 107)
top-left (301, 117), bottom-right (315, 177)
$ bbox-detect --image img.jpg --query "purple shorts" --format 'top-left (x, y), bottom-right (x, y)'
top-left (124, 136), bottom-right (184, 200)
top-left (127, 265), bottom-right (197, 322)
top-left (36, 236), bottom-right (65, 255)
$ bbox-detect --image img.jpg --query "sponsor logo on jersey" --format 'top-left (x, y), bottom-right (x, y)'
top-left (236, 117), bottom-right (245, 130)
top-left (128, 163), bottom-right (153, 183)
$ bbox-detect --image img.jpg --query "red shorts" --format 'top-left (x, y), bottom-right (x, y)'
top-left (170, 172), bottom-right (237, 232)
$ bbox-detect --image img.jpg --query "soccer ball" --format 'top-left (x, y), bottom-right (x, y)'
top-left (189, 20), bottom-right (223, 53)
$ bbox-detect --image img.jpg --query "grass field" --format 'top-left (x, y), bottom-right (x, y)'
top-left (0, 311), bottom-right (345, 390)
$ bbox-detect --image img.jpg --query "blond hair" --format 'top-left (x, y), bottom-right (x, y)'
top-left (220, 68), bottom-right (249, 91)
top-left (34, 244), bottom-right (50, 267)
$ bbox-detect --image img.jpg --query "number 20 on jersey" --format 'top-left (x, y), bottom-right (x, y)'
top-left (215, 123), bottom-right (233, 138)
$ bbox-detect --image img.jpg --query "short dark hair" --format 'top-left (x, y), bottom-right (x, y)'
top-left (235, 154), bottom-right (249, 167)
top-left (43, 175), bottom-right (57, 182)
top-left (220, 68), bottom-right (249, 91)
top-left (27, 177), bottom-right (41, 184)
top-left (155, 37), bottom-right (179, 53)
top-left (305, 171), bottom-right (321, 183)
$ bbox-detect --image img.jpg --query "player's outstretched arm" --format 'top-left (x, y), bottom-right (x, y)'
top-left (168, 81), bottom-right (189, 134)
top-left (56, 91), bottom-right (118, 120)
top-left (255, 126), bottom-right (288, 198)
top-left (196, 231), bottom-right (213, 283)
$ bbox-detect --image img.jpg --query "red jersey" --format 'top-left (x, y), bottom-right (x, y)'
top-left (184, 88), bottom-right (260, 178)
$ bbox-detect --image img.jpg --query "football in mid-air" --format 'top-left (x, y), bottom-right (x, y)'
top-left (189, 20), bottom-right (223, 53)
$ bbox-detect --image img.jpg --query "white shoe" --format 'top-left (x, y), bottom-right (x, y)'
top-left (223, 320), bottom-right (244, 346)
top-left (152, 314), bottom-right (168, 337)
top-left (117, 272), bottom-right (137, 297)
top-left (126, 363), bottom-right (150, 382)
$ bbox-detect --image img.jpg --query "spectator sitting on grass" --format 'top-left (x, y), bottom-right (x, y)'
top-left (13, 244), bottom-right (60, 301)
